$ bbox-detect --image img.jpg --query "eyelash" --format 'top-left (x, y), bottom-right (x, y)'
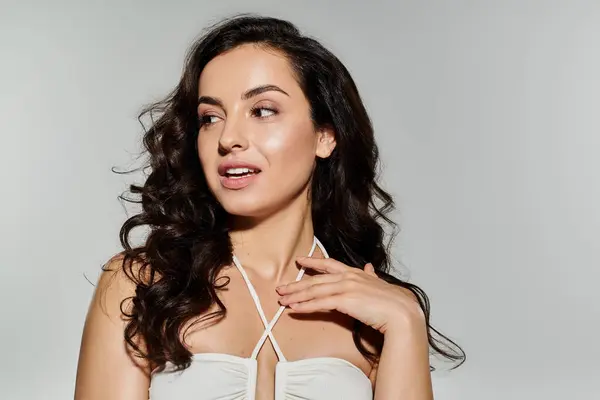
top-left (198, 106), bottom-right (278, 127)
top-left (250, 106), bottom-right (278, 119)
top-left (198, 114), bottom-right (219, 127)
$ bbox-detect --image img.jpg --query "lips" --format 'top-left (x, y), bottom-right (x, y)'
top-left (218, 160), bottom-right (262, 177)
top-left (217, 159), bottom-right (262, 190)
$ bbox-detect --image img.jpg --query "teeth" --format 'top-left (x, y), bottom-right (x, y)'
top-left (226, 167), bottom-right (257, 175)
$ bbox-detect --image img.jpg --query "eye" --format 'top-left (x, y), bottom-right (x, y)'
top-left (198, 114), bottom-right (220, 127)
top-left (251, 106), bottom-right (277, 119)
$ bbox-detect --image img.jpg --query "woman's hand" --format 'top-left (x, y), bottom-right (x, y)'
top-left (276, 257), bottom-right (425, 335)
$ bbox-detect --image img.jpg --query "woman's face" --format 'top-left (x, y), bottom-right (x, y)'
top-left (196, 44), bottom-right (335, 218)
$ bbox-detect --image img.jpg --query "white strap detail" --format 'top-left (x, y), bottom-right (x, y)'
top-left (232, 236), bottom-right (328, 361)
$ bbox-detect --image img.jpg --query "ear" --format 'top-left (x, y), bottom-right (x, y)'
top-left (315, 126), bottom-right (336, 159)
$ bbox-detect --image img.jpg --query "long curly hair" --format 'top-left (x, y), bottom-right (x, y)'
top-left (109, 13), bottom-right (465, 374)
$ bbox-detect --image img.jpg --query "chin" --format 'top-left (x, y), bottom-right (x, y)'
top-left (218, 196), bottom-right (275, 219)
top-left (209, 178), bottom-right (308, 220)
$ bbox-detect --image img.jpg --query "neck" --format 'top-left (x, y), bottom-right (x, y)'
top-left (228, 196), bottom-right (316, 281)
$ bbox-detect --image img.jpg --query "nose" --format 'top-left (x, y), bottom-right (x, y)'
top-left (218, 116), bottom-right (249, 155)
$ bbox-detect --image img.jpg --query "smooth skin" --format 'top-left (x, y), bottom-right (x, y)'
top-left (75, 43), bottom-right (432, 399)
top-left (74, 255), bottom-right (151, 399)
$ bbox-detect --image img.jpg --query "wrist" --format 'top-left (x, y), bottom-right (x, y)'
top-left (383, 311), bottom-right (427, 341)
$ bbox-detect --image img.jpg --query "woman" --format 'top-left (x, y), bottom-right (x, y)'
top-left (75, 14), bottom-right (465, 400)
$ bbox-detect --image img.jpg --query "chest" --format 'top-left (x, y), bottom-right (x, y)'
top-left (179, 266), bottom-right (372, 399)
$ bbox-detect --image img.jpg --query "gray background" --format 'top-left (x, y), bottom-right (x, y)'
top-left (1, 0), bottom-right (598, 399)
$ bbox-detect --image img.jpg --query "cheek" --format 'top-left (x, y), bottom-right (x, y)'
top-left (261, 122), bottom-right (316, 167)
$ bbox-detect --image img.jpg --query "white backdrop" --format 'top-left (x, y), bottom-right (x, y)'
top-left (1, 1), bottom-right (598, 399)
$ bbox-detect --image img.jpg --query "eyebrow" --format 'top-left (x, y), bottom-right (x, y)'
top-left (242, 84), bottom-right (289, 100)
top-left (197, 84), bottom-right (289, 109)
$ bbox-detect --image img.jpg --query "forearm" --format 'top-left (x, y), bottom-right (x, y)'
top-left (373, 320), bottom-right (433, 400)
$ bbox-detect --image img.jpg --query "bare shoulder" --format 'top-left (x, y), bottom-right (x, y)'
top-left (74, 253), bottom-right (152, 400)
top-left (93, 253), bottom-right (149, 316)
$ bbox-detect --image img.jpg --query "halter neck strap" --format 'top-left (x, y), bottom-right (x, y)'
top-left (232, 236), bottom-right (328, 361)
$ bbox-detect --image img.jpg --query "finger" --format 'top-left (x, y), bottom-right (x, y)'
top-left (364, 263), bottom-right (377, 277)
top-left (279, 282), bottom-right (344, 306)
top-left (276, 273), bottom-right (341, 295)
top-left (288, 295), bottom-right (343, 313)
top-left (295, 257), bottom-right (349, 274)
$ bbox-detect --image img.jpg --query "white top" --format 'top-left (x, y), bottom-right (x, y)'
top-left (149, 236), bottom-right (373, 400)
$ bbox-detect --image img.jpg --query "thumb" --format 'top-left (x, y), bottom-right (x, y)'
top-left (364, 262), bottom-right (377, 277)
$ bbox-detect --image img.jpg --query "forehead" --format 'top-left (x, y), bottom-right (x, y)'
top-left (198, 44), bottom-right (301, 96)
